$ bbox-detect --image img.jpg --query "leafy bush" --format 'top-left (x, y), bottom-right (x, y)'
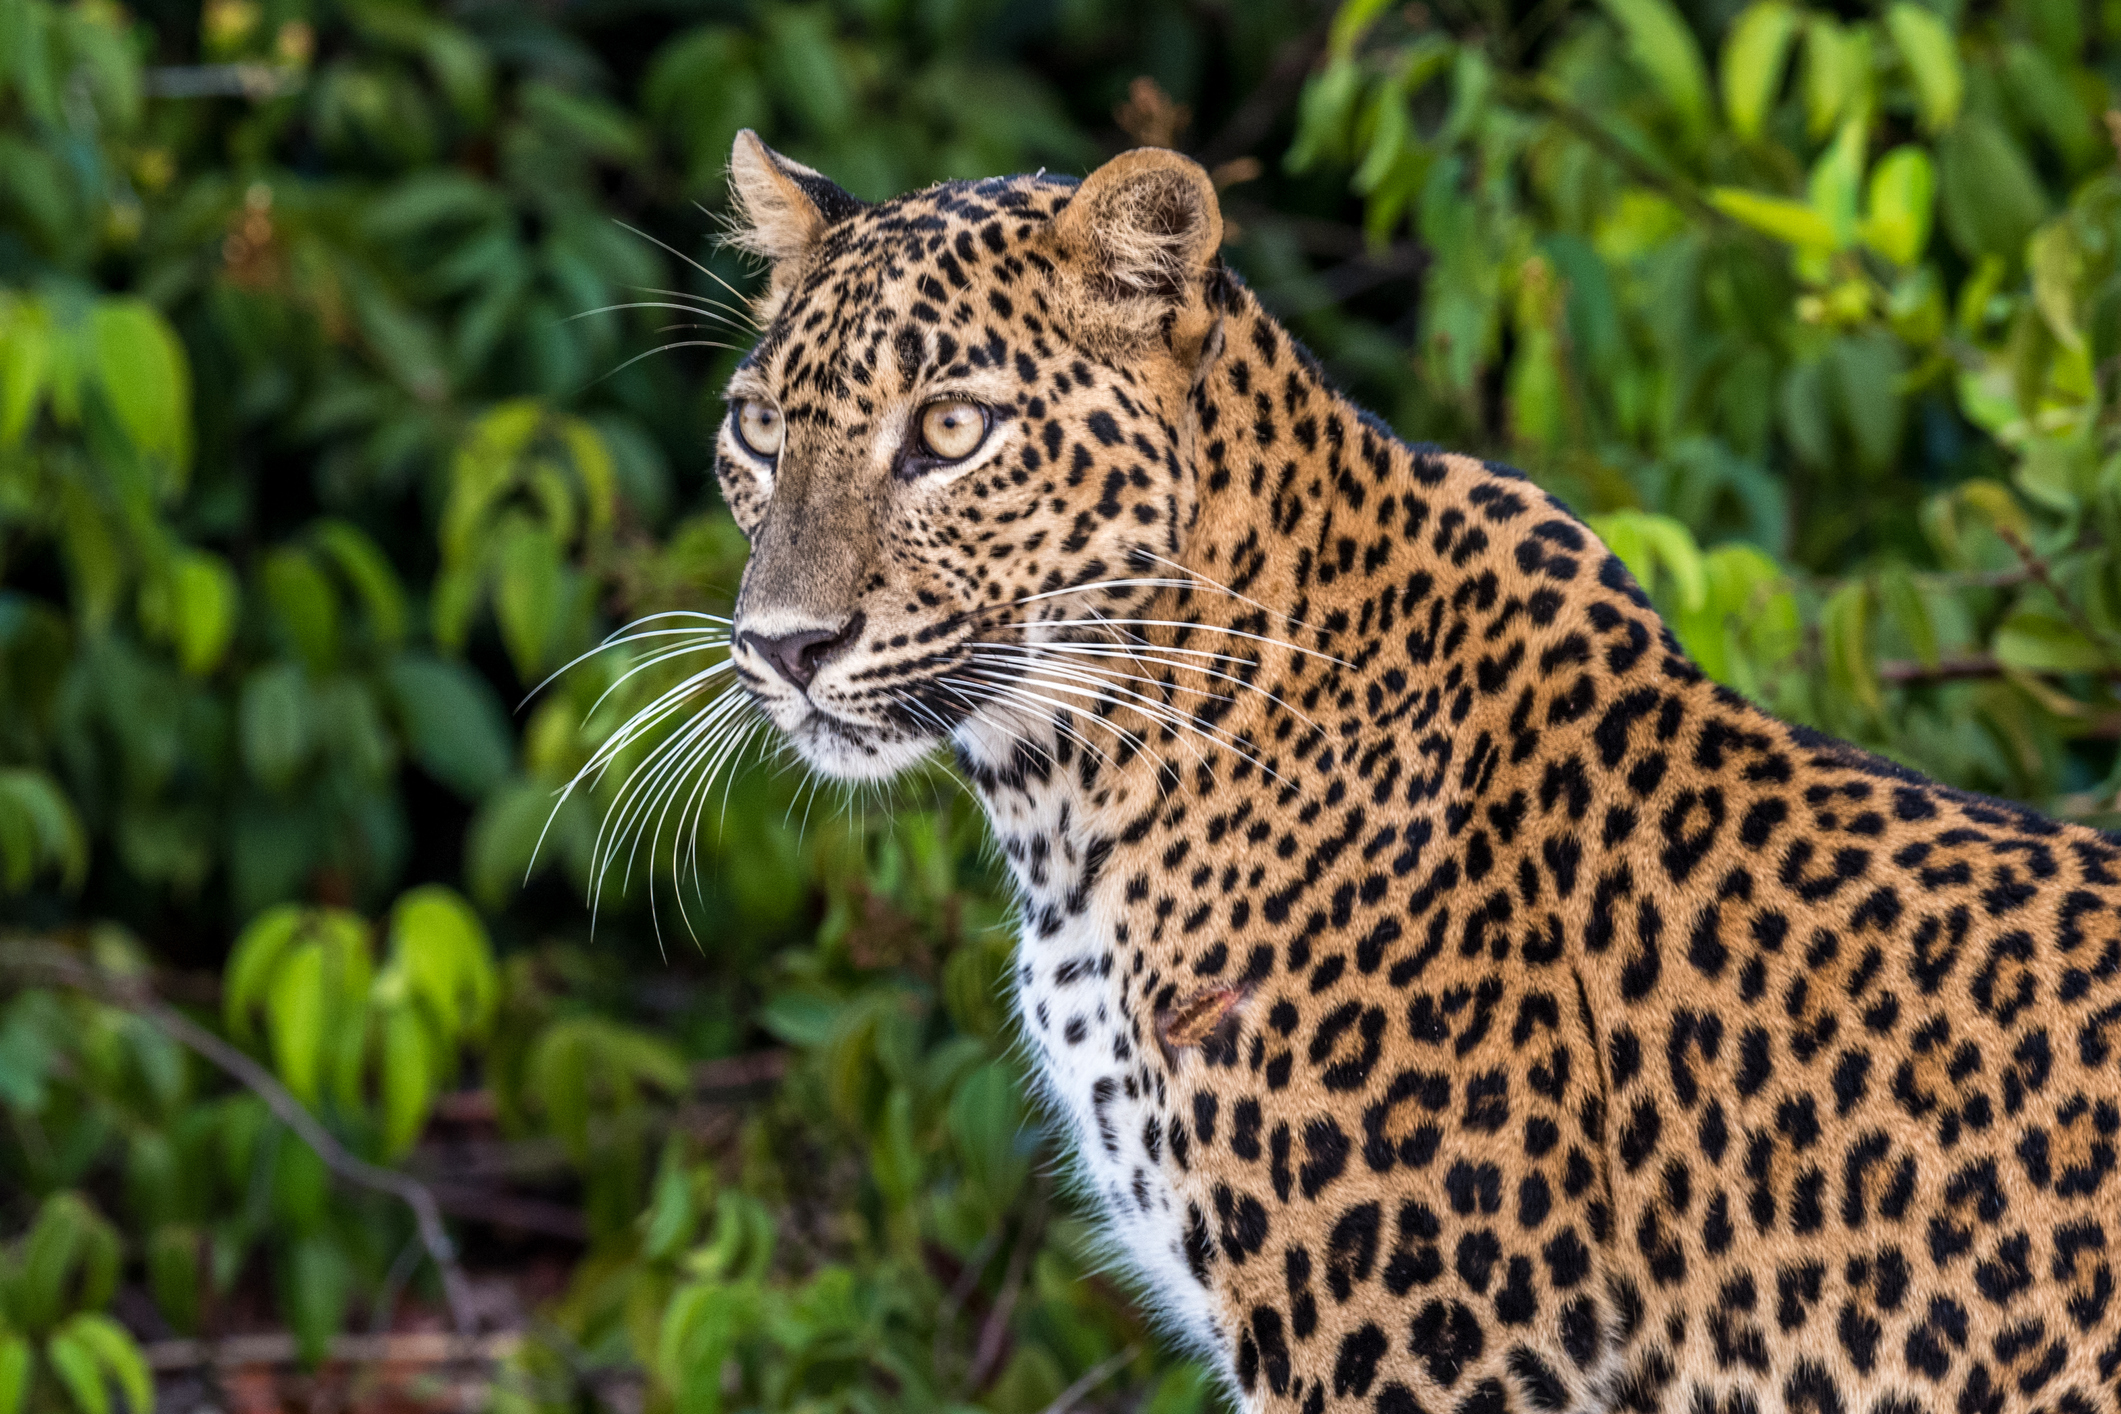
top-left (3, 0), bottom-right (2121, 1409)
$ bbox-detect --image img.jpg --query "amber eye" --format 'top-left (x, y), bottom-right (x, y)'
top-left (917, 400), bottom-right (988, 462)
top-left (735, 399), bottom-right (783, 458)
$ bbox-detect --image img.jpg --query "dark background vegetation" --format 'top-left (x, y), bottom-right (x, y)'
top-left (4, 0), bottom-right (2121, 1407)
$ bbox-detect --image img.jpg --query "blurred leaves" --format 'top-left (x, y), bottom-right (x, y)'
top-left (1298, 0), bottom-right (2121, 813)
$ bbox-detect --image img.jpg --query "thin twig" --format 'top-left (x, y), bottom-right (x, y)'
top-left (1493, 75), bottom-right (1750, 242)
top-left (1, 941), bottom-right (479, 1336)
top-left (1996, 525), bottom-right (2119, 661)
top-left (968, 1192), bottom-right (1046, 1392)
top-left (1876, 654), bottom-right (2121, 686)
top-left (934, 1226), bottom-right (1007, 1383)
top-left (143, 1331), bottom-right (520, 1372)
top-left (1037, 1344), bottom-right (1141, 1414)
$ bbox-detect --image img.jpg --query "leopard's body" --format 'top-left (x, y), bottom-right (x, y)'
top-left (709, 134), bottom-right (2121, 1414)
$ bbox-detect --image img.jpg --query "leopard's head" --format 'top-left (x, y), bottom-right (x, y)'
top-left (715, 133), bottom-right (1231, 780)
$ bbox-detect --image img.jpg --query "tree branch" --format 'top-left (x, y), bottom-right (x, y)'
top-left (1, 940), bottom-right (479, 1335)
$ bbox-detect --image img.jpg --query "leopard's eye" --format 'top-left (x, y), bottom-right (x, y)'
top-left (735, 399), bottom-right (784, 458)
top-left (917, 400), bottom-right (988, 462)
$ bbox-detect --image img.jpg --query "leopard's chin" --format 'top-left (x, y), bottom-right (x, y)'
top-left (784, 708), bottom-right (937, 782)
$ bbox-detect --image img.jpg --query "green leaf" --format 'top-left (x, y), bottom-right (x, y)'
top-left (1859, 146), bottom-right (1935, 266)
top-left (1877, 566), bottom-right (1938, 668)
top-left (1938, 115), bottom-right (2049, 261)
top-left (0, 1334), bottom-right (29, 1414)
top-left (146, 1226), bottom-right (202, 1336)
top-left (493, 518), bottom-right (566, 681)
top-left (641, 1144), bottom-right (699, 1261)
top-left (1822, 581), bottom-right (1881, 718)
top-left (51, 1316), bottom-right (148, 1414)
top-left (1885, 3), bottom-right (1962, 133)
top-left (225, 906), bottom-right (304, 1044)
top-left (19, 1192), bottom-right (118, 1333)
top-left (45, 1329), bottom-right (107, 1414)
top-left (282, 1237), bottom-right (351, 1366)
top-left (384, 655), bottom-right (513, 800)
top-left (239, 663), bottom-right (315, 792)
top-left (2029, 220), bottom-right (2087, 351)
top-left (1801, 17), bottom-right (1865, 138)
top-left (265, 942), bottom-right (327, 1105)
top-left (166, 550), bottom-right (240, 675)
top-left (1721, 1), bottom-right (1800, 140)
top-left (0, 297), bottom-right (51, 446)
top-left (948, 1062), bottom-right (1027, 1207)
top-left (1806, 119), bottom-right (1866, 248)
top-left (1831, 334), bottom-right (1906, 474)
top-left (377, 1004), bottom-right (436, 1159)
top-left (1994, 612), bottom-right (2108, 672)
top-left (1329, 0), bottom-right (1395, 56)
top-left (0, 768), bottom-right (86, 893)
top-left (1708, 188), bottom-right (1839, 250)
top-left (89, 299), bottom-right (191, 487)
top-left (262, 547), bottom-right (339, 675)
top-left (386, 884), bottom-right (496, 1040)
top-left (312, 521), bottom-right (408, 649)
top-left (1598, 0), bottom-right (1713, 141)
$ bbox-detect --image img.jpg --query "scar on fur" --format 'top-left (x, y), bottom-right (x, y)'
top-left (1155, 985), bottom-right (1251, 1063)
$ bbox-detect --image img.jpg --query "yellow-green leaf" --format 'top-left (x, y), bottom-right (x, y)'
top-left (167, 550), bottom-right (240, 676)
top-left (1859, 146), bottom-right (1935, 266)
top-left (1877, 565), bottom-right (1938, 668)
top-left (0, 1334), bottom-right (29, 1414)
top-left (2029, 220), bottom-right (2087, 352)
top-left (1806, 118), bottom-right (1866, 248)
top-left (378, 1004), bottom-right (436, 1159)
top-left (1599, 0), bottom-right (1713, 141)
top-left (265, 941), bottom-right (327, 1104)
top-left (1994, 611), bottom-right (2108, 672)
top-left (0, 299), bottom-right (52, 447)
top-left (89, 299), bottom-right (191, 488)
top-left (1708, 188), bottom-right (1839, 250)
top-left (1821, 581), bottom-right (1881, 718)
top-left (52, 1316), bottom-right (148, 1414)
top-left (1886, 2), bottom-right (1962, 133)
top-left (1721, 1), bottom-right (1800, 139)
top-left (1802, 17), bottom-right (1866, 138)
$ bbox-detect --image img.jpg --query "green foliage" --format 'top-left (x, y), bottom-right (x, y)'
top-left (6, 0), bottom-right (2121, 1407)
top-left (0, 1194), bottom-right (151, 1414)
top-left (1293, 0), bottom-right (2121, 816)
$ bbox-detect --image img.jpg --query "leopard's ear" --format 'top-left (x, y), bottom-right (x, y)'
top-left (727, 131), bottom-right (864, 287)
top-left (1051, 147), bottom-right (1223, 301)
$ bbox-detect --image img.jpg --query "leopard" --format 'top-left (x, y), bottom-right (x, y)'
top-left (705, 128), bottom-right (2121, 1414)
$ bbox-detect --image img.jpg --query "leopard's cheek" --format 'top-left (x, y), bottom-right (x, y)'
top-left (713, 445), bottom-right (774, 539)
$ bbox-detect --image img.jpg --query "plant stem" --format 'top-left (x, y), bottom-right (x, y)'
top-left (1, 940), bottom-right (479, 1336)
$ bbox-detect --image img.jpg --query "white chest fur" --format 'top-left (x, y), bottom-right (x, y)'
top-left (957, 723), bottom-right (1236, 1383)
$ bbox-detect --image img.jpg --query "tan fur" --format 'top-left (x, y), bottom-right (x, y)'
top-left (710, 142), bottom-right (2121, 1414)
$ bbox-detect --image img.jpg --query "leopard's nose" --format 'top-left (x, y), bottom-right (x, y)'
top-left (740, 613), bottom-right (864, 691)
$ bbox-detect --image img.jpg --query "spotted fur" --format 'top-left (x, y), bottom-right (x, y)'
top-left (713, 133), bottom-right (2121, 1414)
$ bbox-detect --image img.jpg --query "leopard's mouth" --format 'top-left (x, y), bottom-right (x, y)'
top-left (780, 701), bottom-right (939, 782)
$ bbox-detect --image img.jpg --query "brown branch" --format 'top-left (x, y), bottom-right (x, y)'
top-left (1877, 657), bottom-right (2011, 684)
top-left (1996, 525), bottom-right (2120, 663)
top-left (969, 1192), bottom-right (1047, 1392)
top-left (1037, 1344), bottom-right (1141, 1414)
top-left (1492, 75), bottom-right (1749, 242)
top-left (143, 1331), bottom-right (521, 1372)
top-left (1876, 655), bottom-right (2121, 688)
top-left (1, 940), bottom-right (480, 1336)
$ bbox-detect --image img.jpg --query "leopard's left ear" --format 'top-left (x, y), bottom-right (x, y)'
top-left (1051, 148), bottom-right (1223, 301)
top-left (727, 131), bottom-right (864, 304)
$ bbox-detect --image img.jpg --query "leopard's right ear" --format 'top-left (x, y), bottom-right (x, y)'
top-left (727, 131), bottom-right (864, 308)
